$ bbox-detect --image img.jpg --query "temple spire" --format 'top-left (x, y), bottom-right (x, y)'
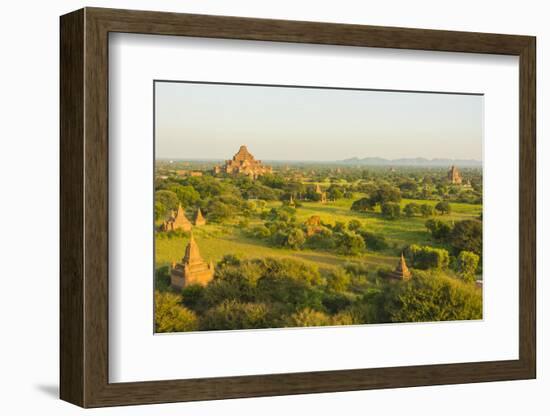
top-left (171, 234), bottom-right (214, 289)
top-left (194, 208), bottom-right (206, 226)
top-left (388, 252), bottom-right (412, 280)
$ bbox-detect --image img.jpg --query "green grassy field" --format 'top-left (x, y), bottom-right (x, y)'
top-left (155, 196), bottom-right (481, 274)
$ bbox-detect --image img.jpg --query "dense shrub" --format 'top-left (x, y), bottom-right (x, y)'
top-left (200, 300), bottom-right (272, 330)
top-left (456, 251), bottom-right (480, 283)
top-left (420, 203), bottom-right (435, 217)
top-left (155, 291), bottom-right (199, 333)
top-left (435, 201), bottom-right (452, 215)
top-left (285, 308), bottom-right (331, 327)
top-left (350, 197), bottom-right (376, 212)
top-left (336, 231), bottom-right (366, 255)
top-left (383, 271), bottom-right (482, 322)
top-left (407, 244), bottom-right (450, 270)
top-left (381, 202), bottom-right (401, 220)
top-left (305, 228), bottom-right (337, 250)
top-left (404, 202), bottom-right (420, 217)
top-left (449, 220), bottom-right (482, 256)
top-left (425, 219), bottom-right (452, 241)
top-left (356, 230), bottom-right (389, 251)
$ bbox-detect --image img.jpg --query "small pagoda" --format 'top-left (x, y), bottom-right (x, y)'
top-left (194, 208), bottom-right (206, 226)
top-left (170, 234), bottom-right (214, 290)
top-left (447, 165), bottom-right (463, 185)
top-left (315, 184), bottom-right (327, 203)
top-left (287, 195), bottom-right (296, 207)
top-left (161, 204), bottom-right (192, 232)
top-left (387, 253), bottom-right (412, 281)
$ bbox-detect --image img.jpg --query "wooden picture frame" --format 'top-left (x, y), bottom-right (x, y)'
top-left (60, 7), bottom-right (536, 408)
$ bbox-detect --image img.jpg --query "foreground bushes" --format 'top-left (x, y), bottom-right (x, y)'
top-left (156, 257), bottom-right (482, 332)
top-left (155, 291), bottom-right (198, 333)
top-left (383, 271), bottom-right (482, 322)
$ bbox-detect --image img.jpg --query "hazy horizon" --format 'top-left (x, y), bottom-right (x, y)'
top-left (155, 81), bottom-right (483, 162)
top-left (155, 156), bottom-right (482, 163)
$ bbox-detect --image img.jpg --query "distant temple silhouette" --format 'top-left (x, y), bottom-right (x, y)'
top-left (170, 234), bottom-right (214, 290)
top-left (315, 184), bottom-right (327, 203)
top-left (213, 145), bottom-right (272, 179)
top-left (447, 165), bottom-right (463, 185)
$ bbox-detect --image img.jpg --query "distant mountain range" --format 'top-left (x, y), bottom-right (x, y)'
top-left (341, 157), bottom-right (482, 167)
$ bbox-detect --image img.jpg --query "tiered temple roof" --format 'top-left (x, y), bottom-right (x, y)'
top-left (170, 234), bottom-right (214, 289)
top-left (213, 145), bottom-right (272, 179)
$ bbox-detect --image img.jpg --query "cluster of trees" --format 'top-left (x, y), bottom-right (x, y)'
top-left (248, 207), bottom-right (388, 256)
top-left (154, 256), bottom-right (482, 332)
top-left (350, 185), bottom-right (454, 221)
top-left (155, 172), bottom-right (361, 228)
top-left (425, 219), bottom-right (482, 257)
top-left (402, 243), bottom-right (480, 283)
top-left (155, 176), bottom-right (268, 224)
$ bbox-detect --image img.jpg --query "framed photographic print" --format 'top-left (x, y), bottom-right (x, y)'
top-left (60, 7), bottom-right (536, 408)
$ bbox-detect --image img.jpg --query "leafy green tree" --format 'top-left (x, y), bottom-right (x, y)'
top-left (399, 180), bottom-right (418, 193)
top-left (155, 190), bottom-right (179, 213)
top-left (206, 199), bottom-right (235, 223)
top-left (381, 202), bottom-right (401, 220)
top-left (350, 197), bottom-right (376, 212)
top-left (450, 220), bottom-right (482, 255)
top-left (286, 228), bottom-right (306, 249)
top-left (155, 291), bottom-right (198, 333)
top-left (185, 175), bottom-right (224, 198)
top-left (456, 251), bottom-right (480, 283)
top-left (383, 271), bottom-right (482, 322)
top-left (425, 219), bottom-right (452, 241)
top-left (435, 201), bottom-right (452, 215)
top-left (357, 231), bottom-right (389, 251)
top-left (407, 244), bottom-right (450, 269)
top-left (327, 269), bottom-right (351, 292)
top-left (327, 185), bottom-right (344, 200)
top-left (373, 185), bottom-right (402, 205)
top-left (420, 203), bottom-right (435, 217)
top-left (167, 184), bottom-right (200, 206)
top-left (404, 202), bottom-right (420, 217)
top-left (337, 231), bottom-right (366, 255)
top-left (258, 173), bottom-right (286, 189)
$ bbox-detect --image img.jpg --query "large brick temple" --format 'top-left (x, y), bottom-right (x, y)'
top-left (213, 145), bottom-right (272, 179)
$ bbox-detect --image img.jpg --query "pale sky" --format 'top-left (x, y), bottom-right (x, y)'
top-left (155, 81), bottom-right (483, 162)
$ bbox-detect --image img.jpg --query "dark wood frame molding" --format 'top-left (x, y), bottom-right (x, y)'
top-left (60, 7), bottom-right (536, 408)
